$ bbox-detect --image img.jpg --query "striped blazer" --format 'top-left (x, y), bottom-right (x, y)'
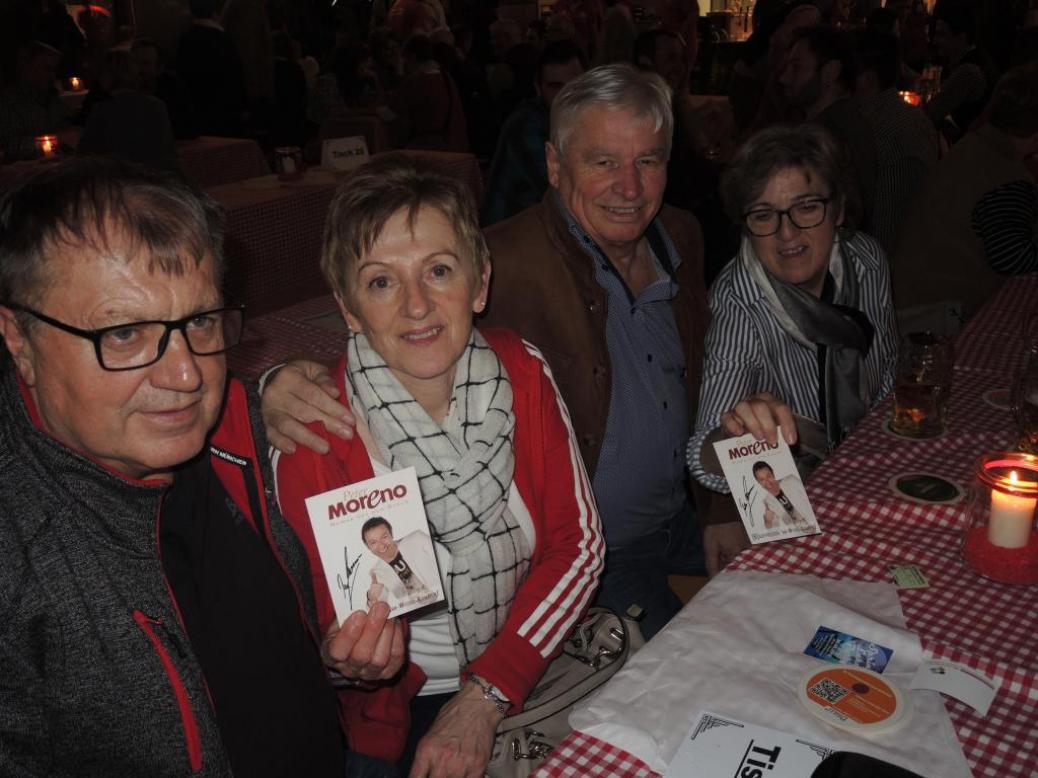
top-left (688, 231), bottom-right (898, 492)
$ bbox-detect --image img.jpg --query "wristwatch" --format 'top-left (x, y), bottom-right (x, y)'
top-left (468, 674), bottom-right (510, 716)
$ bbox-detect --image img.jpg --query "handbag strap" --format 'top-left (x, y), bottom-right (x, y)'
top-left (496, 608), bottom-right (634, 733)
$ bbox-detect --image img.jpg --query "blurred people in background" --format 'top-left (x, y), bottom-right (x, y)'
top-left (30, 0), bottom-right (85, 80)
top-left (0, 41), bottom-right (68, 161)
top-left (432, 26), bottom-right (498, 160)
top-left (729, 0), bottom-right (823, 133)
top-left (482, 39), bottom-right (587, 226)
top-left (77, 48), bottom-right (178, 173)
top-left (132, 38), bottom-right (199, 140)
top-left (486, 18), bottom-right (537, 119)
top-left (780, 24), bottom-right (877, 232)
top-left (369, 27), bottom-right (403, 94)
top-left (394, 34), bottom-right (468, 152)
top-left (596, 3), bottom-right (636, 66)
top-left (270, 29), bottom-right (308, 147)
top-left (854, 27), bottom-right (937, 255)
top-left (177, 0), bottom-right (249, 136)
top-left (387, 0), bottom-right (438, 41)
top-left (895, 63), bottom-right (1038, 333)
top-left (925, 0), bottom-right (994, 143)
top-left (222, 0), bottom-right (274, 108)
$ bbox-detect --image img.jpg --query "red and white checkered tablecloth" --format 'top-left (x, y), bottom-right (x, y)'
top-left (177, 136), bottom-right (271, 189)
top-left (535, 278), bottom-right (1038, 778)
top-left (208, 177), bottom-right (339, 317)
top-left (228, 297), bottom-right (349, 380)
top-left (955, 275), bottom-right (1038, 376)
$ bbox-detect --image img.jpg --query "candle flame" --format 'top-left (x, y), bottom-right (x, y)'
top-left (42, 138), bottom-right (53, 153)
top-left (1009, 470), bottom-right (1020, 486)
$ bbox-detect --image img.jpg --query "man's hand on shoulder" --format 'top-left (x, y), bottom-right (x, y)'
top-left (260, 360), bottom-right (355, 454)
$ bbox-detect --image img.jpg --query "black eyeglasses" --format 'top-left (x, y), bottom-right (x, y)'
top-left (742, 197), bottom-right (831, 237)
top-left (10, 305), bottom-right (245, 371)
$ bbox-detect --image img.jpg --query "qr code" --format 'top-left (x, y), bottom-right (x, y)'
top-left (810, 678), bottom-right (850, 704)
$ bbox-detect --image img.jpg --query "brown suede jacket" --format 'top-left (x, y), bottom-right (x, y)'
top-left (482, 193), bottom-right (721, 520)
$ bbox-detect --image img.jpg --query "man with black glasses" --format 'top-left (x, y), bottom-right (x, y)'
top-left (0, 158), bottom-right (400, 777)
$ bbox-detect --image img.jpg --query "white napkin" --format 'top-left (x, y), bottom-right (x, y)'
top-left (569, 571), bottom-right (971, 778)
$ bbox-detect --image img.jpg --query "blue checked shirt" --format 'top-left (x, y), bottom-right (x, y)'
top-left (557, 200), bottom-right (691, 548)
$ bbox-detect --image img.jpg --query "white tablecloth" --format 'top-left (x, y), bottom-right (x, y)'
top-left (569, 571), bottom-right (972, 778)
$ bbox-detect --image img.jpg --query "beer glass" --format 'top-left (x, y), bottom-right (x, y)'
top-left (1012, 346), bottom-right (1038, 454)
top-left (891, 332), bottom-right (954, 438)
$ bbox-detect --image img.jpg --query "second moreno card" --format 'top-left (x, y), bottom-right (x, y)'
top-left (304, 467), bottom-right (444, 623)
top-left (712, 430), bottom-right (821, 543)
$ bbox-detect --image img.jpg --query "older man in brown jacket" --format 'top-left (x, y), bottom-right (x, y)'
top-left (475, 65), bottom-right (714, 637)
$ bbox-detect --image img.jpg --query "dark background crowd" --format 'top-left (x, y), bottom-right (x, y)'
top-left (1, 0), bottom-right (1036, 316)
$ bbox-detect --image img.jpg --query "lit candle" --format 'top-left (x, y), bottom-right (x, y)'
top-left (988, 471), bottom-right (1036, 548)
top-left (35, 135), bottom-right (57, 158)
top-left (69, 76), bottom-right (81, 90)
top-left (898, 90), bottom-right (922, 106)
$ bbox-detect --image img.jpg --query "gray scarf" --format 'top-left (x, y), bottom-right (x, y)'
top-left (740, 235), bottom-right (874, 447)
top-left (345, 329), bottom-right (531, 666)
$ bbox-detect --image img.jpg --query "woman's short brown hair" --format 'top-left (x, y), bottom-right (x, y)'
top-left (320, 154), bottom-right (488, 300)
top-left (721, 124), bottom-right (855, 229)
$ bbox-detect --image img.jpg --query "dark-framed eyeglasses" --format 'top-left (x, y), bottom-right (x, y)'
top-left (742, 197), bottom-right (831, 237)
top-left (8, 305), bottom-right (245, 371)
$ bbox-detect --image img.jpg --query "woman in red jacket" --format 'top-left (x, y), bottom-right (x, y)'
top-left (274, 154), bottom-right (604, 778)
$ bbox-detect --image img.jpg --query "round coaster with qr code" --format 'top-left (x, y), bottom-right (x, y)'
top-left (981, 389), bottom-right (1012, 411)
top-left (889, 473), bottom-right (965, 505)
top-left (797, 666), bottom-right (908, 734)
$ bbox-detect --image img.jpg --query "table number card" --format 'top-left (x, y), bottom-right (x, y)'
top-left (712, 430), bottom-right (822, 543)
top-left (664, 711), bottom-right (834, 777)
top-left (321, 135), bottom-right (370, 171)
top-left (304, 467), bottom-right (444, 623)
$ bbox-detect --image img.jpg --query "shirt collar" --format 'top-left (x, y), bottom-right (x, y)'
top-left (549, 190), bottom-right (683, 278)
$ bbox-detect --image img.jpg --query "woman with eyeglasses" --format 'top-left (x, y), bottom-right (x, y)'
top-left (686, 124), bottom-right (898, 573)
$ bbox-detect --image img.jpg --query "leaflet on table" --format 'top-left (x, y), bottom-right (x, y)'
top-left (712, 429), bottom-right (821, 543)
top-left (910, 660), bottom-right (999, 716)
top-left (664, 711), bottom-right (835, 778)
top-left (804, 626), bottom-right (894, 672)
top-left (304, 467), bottom-right (444, 623)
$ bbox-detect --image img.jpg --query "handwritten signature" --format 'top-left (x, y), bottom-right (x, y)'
top-left (336, 544), bottom-right (364, 611)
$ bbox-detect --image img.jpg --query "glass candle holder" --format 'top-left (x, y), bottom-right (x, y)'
top-left (898, 90), bottom-right (922, 106)
top-left (34, 135), bottom-right (58, 159)
top-left (273, 146), bottom-right (305, 182)
top-left (962, 452), bottom-right (1038, 585)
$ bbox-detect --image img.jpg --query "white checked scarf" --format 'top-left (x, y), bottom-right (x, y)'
top-left (346, 329), bottom-right (532, 666)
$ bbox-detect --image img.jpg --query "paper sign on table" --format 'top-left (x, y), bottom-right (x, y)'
top-left (304, 467), bottom-right (444, 623)
top-left (321, 135), bottom-right (369, 171)
top-left (804, 625), bottom-right (894, 672)
top-left (664, 711), bottom-right (834, 777)
top-left (889, 564), bottom-right (931, 589)
top-left (712, 430), bottom-right (821, 543)
top-left (910, 660), bottom-right (999, 716)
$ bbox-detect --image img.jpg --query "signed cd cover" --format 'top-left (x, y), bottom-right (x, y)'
top-left (304, 467), bottom-right (444, 622)
top-left (712, 429), bottom-right (821, 544)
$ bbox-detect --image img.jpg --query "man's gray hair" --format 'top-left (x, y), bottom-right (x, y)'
top-left (0, 157), bottom-right (224, 326)
top-left (550, 63), bottom-right (674, 157)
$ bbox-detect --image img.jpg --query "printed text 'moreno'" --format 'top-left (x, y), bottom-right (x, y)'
top-left (328, 484), bottom-right (408, 519)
